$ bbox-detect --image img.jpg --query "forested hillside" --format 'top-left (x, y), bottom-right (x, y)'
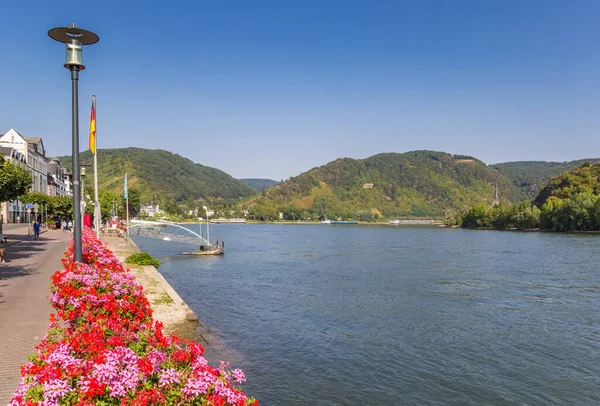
top-left (240, 178), bottom-right (279, 193)
top-left (242, 150), bottom-right (520, 220)
top-left (55, 148), bottom-right (255, 204)
top-left (533, 162), bottom-right (600, 207)
top-left (491, 158), bottom-right (600, 200)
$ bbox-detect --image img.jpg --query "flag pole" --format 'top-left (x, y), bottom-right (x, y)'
top-left (92, 95), bottom-right (100, 238)
top-left (124, 172), bottom-right (129, 240)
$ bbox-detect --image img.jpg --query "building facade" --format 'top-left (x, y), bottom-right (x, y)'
top-left (0, 129), bottom-right (52, 223)
top-left (0, 129), bottom-right (49, 194)
top-left (47, 159), bottom-right (68, 197)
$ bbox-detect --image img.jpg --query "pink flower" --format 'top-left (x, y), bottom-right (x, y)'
top-left (159, 368), bottom-right (181, 387)
top-left (232, 368), bottom-right (246, 383)
top-left (182, 378), bottom-right (210, 396)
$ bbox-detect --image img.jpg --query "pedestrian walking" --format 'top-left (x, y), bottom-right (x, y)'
top-left (62, 219), bottom-right (67, 232)
top-left (16, 215), bottom-right (20, 224)
top-left (67, 220), bottom-right (73, 232)
top-left (33, 220), bottom-right (41, 240)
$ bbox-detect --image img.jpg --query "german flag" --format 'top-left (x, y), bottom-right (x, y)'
top-left (89, 96), bottom-right (96, 154)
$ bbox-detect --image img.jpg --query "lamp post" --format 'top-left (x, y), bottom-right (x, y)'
top-left (48, 24), bottom-right (99, 262)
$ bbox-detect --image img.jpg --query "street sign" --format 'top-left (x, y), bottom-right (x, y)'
top-left (26, 208), bottom-right (31, 214)
top-left (34, 209), bottom-right (38, 213)
top-left (26, 203), bottom-right (33, 209)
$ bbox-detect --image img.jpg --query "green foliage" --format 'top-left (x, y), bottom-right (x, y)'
top-left (463, 162), bottom-right (600, 233)
top-left (442, 208), bottom-right (462, 227)
top-left (49, 196), bottom-right (73, 219)
top-left (462, 202), bottom-right (540, 230)
top-left (493, 158), bottom-right (600, 201)
top-left (20, 192), bottom-right (50, 206)
top-left (98, 189), bottom-right (120, 219)
top-left (462, 204), bottom-right (491, 228)
top-left (0, 153), bottom-right (31, 202)
top-left (241, 178), bottom-right (279, 193)
top-left (534, 162), bottom-right (600, 207)
top-left (125, 252), bottom-right (160, 268)
top-left (540, 193), bottom-right (600, 231)
top-left (243, 151), bottom-right (518, 220)
top-left (54, 148), bottom-right (255, 205)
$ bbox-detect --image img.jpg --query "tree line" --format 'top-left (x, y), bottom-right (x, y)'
top-left (461, 192), bottom-right (600, 232)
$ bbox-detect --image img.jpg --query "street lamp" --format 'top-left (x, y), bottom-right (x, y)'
top-left (48, 24), bottom-right (99, 262)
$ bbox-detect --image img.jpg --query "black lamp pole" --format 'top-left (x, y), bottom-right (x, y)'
top-left (49, 24), bottom-right (99, 262)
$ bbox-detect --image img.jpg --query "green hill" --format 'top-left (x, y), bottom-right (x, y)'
top-left (243, 150), bottom-right (521, 220)
top-left (491, 159), bottom-right (600, 200)
top-left (54, 148), bottom-right (255, 204)
top-left (534, 162), bottom-right (600, 207)
top-left (240, 178), bottom-right (280, 193)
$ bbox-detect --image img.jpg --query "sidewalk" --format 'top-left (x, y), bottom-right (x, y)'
top-left (0, 227), bottom-right (71, 405)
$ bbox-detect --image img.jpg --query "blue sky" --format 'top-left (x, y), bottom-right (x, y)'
top-left (1, 0), bottom-right (599, 180)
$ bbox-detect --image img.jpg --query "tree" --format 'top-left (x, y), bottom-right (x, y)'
top-left (121, 188), bottom-right (141, 218)
top-left (0, 154), bottom-right (31, 202)
top-left (489, 204), bottom-right (514, 229)
top-left (20, 192), bottom-right (50, 206)
top-left (99, 190), bottom-right (120, 220)
top-left (461, 203), bottom-right (491, 228)
top-left (49, 196), bottom-right (73, 219)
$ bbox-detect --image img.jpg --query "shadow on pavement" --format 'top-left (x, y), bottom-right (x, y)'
top-left (0, 238), bottom-right (59, 281)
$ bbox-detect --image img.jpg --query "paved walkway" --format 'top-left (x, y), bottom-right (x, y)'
top-left (0, 225), bottom-right (71, 405)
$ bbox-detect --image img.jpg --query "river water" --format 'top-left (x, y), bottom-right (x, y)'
top-left (133, 225), bottom-right (600, 405)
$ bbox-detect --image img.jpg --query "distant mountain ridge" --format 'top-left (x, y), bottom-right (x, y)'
top-left (54, 148), bottom-right (255, 203)
top-left (240, 178), bottom-right (279, 193)
top-left (242, 150), bottom-right (522, 219)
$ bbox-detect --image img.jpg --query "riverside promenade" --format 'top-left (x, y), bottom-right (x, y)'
top-left (0, 225), bottom-right (71, 405)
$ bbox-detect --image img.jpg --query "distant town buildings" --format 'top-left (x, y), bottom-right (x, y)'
top-left (0, 128), bottom-right (72, 223)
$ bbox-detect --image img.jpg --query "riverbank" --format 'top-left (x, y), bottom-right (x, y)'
top-left (101, 235), bottom-right (203, 341)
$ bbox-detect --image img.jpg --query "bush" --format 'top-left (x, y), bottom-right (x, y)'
top-left (126, 252), bottom-right (161, 268)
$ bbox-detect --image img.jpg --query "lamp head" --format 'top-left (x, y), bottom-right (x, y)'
top-left (48, 24), bottom-right (99, 70)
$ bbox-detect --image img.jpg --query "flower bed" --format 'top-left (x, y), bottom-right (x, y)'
top-left (10, 228), bottom-right (257, 406)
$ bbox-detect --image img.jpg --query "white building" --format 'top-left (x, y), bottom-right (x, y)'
top-left (0, 129), bottom-right (48, 194)
top-left (47, 159), bottom-right (68, 197)
top-left (63, 168), bottom-right (73, 197)
top-left (140, 202), bottom-right (163, 217)
top-left (0, 129), bottom-right (51, 223)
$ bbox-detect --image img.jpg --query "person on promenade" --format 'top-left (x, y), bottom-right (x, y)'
top-left (33, 220), bottom-right (41, 240)
top-left (67, 220), bottom-right (73, 232)
top-left (62, 219), bottom-right (67, 232)
top-left (16, 215), bottom-right (20, 224)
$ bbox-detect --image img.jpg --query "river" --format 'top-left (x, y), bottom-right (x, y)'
top-left (133, 224), bottom-right (600, 405)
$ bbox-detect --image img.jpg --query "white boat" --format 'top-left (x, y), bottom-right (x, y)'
top-left (229, 218), bottom-right (247, 223)
top-left (389, 220), bottom-right (400, 225)
top-left (320, 219), bottom-right (331, 224)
